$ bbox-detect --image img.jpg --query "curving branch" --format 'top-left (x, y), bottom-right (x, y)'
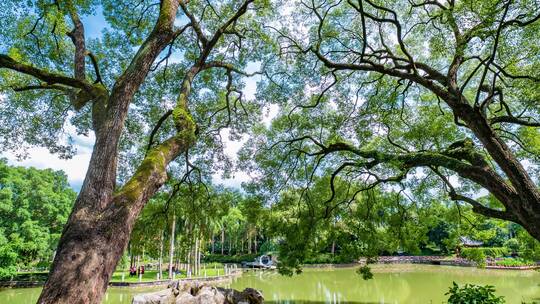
top-left (0, 54), bottom-right (95, 93)
top-left (86, 52), bottom-right (103, 84)
top-left (275, 135), bottom-right (522, 222)
top-left (490, 115), bottom-right (540, 127)
top-left (431, 167), bottom-right (518, 222)
top-left (146, 110), bottom-right (174, 153)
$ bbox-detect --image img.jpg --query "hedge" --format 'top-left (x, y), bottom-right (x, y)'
top-left (461, 247), bottom-right (509, 259)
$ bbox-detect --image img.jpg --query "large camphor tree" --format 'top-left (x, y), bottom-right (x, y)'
top-left (0, 0), bottom-right (269, 303)
top-left (244, 0), bottom-right (540, 245)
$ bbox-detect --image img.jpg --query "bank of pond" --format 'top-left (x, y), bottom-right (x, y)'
top-left (0, 264), bottom-right (539, 303)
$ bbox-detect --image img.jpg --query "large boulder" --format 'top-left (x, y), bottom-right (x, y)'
top-left (217, 287), bottom-right (264, 304)
top-left (132, 289), bottom-right (176, 304)
top-left (132, 281), bottom-right (263, 304)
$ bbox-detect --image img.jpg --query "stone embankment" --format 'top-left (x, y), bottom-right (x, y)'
top-left (304, 255), bottom-right (539, 269)
top-left (374, 255), bottom-right (474, 266)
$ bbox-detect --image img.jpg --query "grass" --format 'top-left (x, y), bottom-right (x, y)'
top-left (110, 265), bottom-right (228, 283)
top-left (2, 264), bottom-right (228, 283)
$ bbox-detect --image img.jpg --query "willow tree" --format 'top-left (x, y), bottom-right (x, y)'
top-left (0, 0), bottom-right (269, 303)
top-left (244, 0), bottom-right (540, 244)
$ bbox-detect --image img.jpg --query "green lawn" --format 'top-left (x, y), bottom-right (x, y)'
top-left (110, 266), bottom-right (228, 283)
top-left (3, 265), bottom-right (230, 283)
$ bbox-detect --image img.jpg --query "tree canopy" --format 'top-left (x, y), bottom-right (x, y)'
top-left (242, 0), bottom-right (540, 241)
top-left (0, 159), bottom-right (76, 279)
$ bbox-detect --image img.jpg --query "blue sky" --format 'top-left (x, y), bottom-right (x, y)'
top-left (2, 7), bottom-right (275, 192)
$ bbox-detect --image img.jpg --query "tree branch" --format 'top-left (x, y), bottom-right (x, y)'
top-left (490, 115), bottom-right (540, 127)
top-left (86, 52), bottom-right (103, 84)
top-left (0, 54), bottom-right (95, 92)
top-left (65, 0), bottom-right (86, 80)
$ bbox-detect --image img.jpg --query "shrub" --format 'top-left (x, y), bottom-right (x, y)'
top-left (481, 247), bottom-right (510, 258)
top-left (461, 247), bottom-right (509, 266)
top-left (461, 248), bottom-right (486, 267)
top-left (356, 265), bottom-right (373, 280)
top-left (504, 238), bottom-right (520, 253)
top-left (446, 282), bottom-right (505, 304)
top-left (495, 258), bottom-right (535, 267)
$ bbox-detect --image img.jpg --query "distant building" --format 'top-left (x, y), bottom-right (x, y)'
top-left (459, 236), bottom-right (483, 247)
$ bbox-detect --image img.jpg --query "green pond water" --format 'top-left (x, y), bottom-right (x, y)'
top-left (227, 265), bottom-right (540, 303)
top-left (1, 264), bottom-right (539, 303)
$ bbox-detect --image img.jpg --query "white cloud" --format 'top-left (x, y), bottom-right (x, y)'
top-left (4, 145), bottom-right (92, 191)
top-left (212, 128), bottom-right (251, 189)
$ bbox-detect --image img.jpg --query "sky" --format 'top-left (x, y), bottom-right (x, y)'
top-left (2, 7), bottom-right (277, 192)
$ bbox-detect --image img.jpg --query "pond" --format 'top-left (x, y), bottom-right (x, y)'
top-left (1, 264), bottom-right (539, 303)
top-left (227, 264), bottom-right (540, 303)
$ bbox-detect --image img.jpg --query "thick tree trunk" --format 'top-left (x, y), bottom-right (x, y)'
top-left (37, 194), bottom-right (152, 304)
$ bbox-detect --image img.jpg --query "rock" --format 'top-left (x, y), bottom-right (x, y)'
top-left (187, 286), bottom-right (226, 304)
top-left (217, 287), bottom-right (264, 304)
top-left (174, 293), bottom-right (196, 304)
top-left (132, 281), bottom-right (263, 304)
top-left (132, 289), bottom-right (176, 304)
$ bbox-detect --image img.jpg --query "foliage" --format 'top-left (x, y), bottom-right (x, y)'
top-left (446, 282), bottom-right (505, 304)
top-left (259, 240), bottom-right (278, 254)
top-left (356, 265), bottom-right (373, 280)
top-left (427, 222), bottom-right (452, 253)
top-left (504, 238), bottom-right (521, 254)
top-left (239, 0), bottom-right (540, 264)
top-left (203, 254), bottom-right (258, 264)
top-left (461, 248), bottom-right (487, 268)
top-left (494, 258), bottom-right (536, 267)
top-left (484, 248), bottom-right (509, 258)
top-left (516, 229), bottom-right (540, 261)
top-left (0, 159), bottom-right (75, 278)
